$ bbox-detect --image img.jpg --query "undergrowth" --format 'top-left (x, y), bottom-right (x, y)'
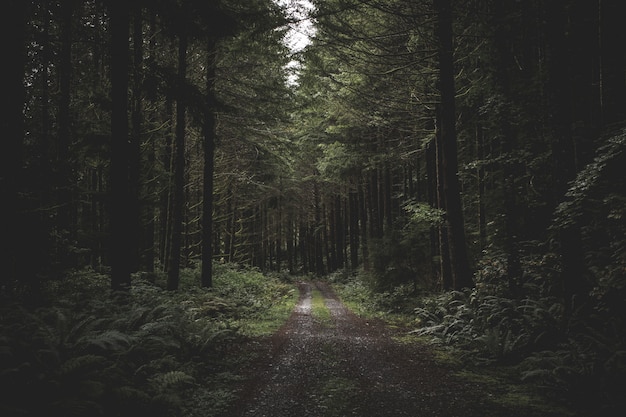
top-left (331, 260), bottom-right (626, 417)
top-left (0, 263), bottom-right (296, 417)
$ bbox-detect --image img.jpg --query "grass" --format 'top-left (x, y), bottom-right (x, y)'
top-left (236, 287), bottom-right (298, 337)
top-left (311, 288), bottom-right (332, 325)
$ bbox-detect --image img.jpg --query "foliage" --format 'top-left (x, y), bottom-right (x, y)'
top-left (331, 270), bottom-right (421, 319)
top-left (366, 202), bottom-right (442, 291)
top-left (553, 130), bottom-right (626, 230)
top-left (336, 231), bottom-right (626, 414)
top-left (0, 265), bottom-right (296, 417)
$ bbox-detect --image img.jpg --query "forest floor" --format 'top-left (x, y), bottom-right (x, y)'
top-left (224, 281), bottom-right (574, 417)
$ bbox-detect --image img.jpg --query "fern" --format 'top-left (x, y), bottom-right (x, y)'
top-left (59, 354), bottom-right (106, 377)
top-left (150, 370), bottom-right (195, 391)
top-left (79, 329), bottom-right (135, 353)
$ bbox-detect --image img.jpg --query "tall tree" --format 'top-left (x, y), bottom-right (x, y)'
top-left (1, 0), bottom-right (29, 294)
top-left (201, 39), bottom-right (218, 288)
top-left (491, 0), bottom-right (522, 294)
top-left (129, 3), bottom-right (144, 273)
top-left (109, 0), bottom-right (132, 291)
top-left (167, 8), bottom-right (189, 291)
top-left (57, 0), bottom-right (74, 241)
top-left (433, 0), bottom-right (472, 290)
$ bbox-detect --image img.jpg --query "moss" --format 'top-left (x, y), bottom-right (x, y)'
top-left (311, 288), bottom-right (332, 325)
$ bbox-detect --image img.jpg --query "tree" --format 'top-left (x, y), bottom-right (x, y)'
top-left (57, 0), bottom-right (75, 242)
top-left (433, 0), bottom-right (472, 290)
top-left (167, 4), bottom-right (189, 291)
top-left (201, 39), bottom-right (218, 288)
top-left (109, 0), bottom-right (132, 291)
top-left (1, 0), bottom-right (29, 295)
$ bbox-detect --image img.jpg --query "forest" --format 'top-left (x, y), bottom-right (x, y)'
top-left (1, 0), bottom-right (625, 416)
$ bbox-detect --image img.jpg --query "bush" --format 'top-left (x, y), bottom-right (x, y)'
top-left (0, 264), bottom-right (296, 417)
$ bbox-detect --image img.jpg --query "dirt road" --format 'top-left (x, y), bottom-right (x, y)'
top-left (230, 282), bottom-right (538, 417)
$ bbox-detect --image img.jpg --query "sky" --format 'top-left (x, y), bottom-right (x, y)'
top-left (277, 0), bottom-right (316, 52)
top-left (274, 0), bottom-right (316, 84)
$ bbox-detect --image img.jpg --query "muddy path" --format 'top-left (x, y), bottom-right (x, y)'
top-left (228, 282), bottom-right (543, 417)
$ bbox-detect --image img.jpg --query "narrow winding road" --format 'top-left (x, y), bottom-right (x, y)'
top-left (230, 282), bottom-right (545, 417)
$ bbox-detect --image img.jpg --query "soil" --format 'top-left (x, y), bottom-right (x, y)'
top-left (225, 281), bottom-right (562, 417)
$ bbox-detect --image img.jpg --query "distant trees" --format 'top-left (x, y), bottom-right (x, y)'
top-left (1, 0), bottom-right (290, 295)
top-left (290, 0), bottom-right (625, 302)
top-left (2, 0), bottom-right (625, 311)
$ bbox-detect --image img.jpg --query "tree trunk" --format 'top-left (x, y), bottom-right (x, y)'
top-left (299, 218), bottom-right (308, 272)
top-left (426, 140), bottom-right (441, 286)
top-left (142, 10), bottom-right (156, 272)
top-left (492, 0), bottom-right (522, 295)
top-left (434, 131), bottom-right (452, 290)
top-left (434, 0), bottom-right (473, 290)
top-left (314, 181), bottom-right (324, 275)
top-left (287, 209), bottom-right (295, 273)
top-left (57, 0), bottom-right (74, 245)
top-left (349, 189), bottom-right (359, 269)
top-left (159, 97), bottom-right (174, 271)
top-left (225, 187), bottom-right (234, 262)
top-left (358, 180), bottom-right (369, 271)
top-left (546, 0), bottom-right (600, 308)
top-left (201, 39), bottom-right (217, 287)
top-left (384, 163), bottom-right (393, 230)
top-left (110, 1), bottom-right (132, 291)
top-left (599, 0), bottom-right (626, 126)
top-left (1, 0), bottom-right (28, 295)
top-left (129, 4), bottom-right (143, 273)
top-left (167, 27), bottom-right (188, 291)
top-left (335, 193), bottom-right (345, 269)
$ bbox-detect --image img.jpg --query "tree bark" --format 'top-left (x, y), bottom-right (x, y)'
top-left (201, 39), bottom-right (217, 287)
top-left (335, 193), bottom-right (345, 269)
top-left (287, 209), bottom-right (295, 273)
top-left (130, 4), bottom-right (143, 273)
top-left (58, 0), bottom-right (74, 240)
top-left (426, 139), bottom-right (441, 286)
top-left (599, 0), bottom-right (626, 126)
top-left (349, 189), bottom-right (359, 269)
top-left (358, 180), bottom-right (369, 271)
top-left (492, 0), bottom-right (521, 295)
top-left (1, 0), bottom-right (28, 295)
top-left (167, 26), bottom-right (188, 291)
top-left (434, 130), bottom-right (452, 290)
top-left (434, 0), bottom-right (472, 290)
top-left (476, 124), bottom-right (487, 251)
top-left (110, 1), bottom-right (132, 291)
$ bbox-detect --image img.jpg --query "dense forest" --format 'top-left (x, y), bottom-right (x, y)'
top-left (1, 0), bottom-right (625, 416)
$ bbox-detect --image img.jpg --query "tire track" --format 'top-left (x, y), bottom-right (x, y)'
top-left (234, 281), bottom-right (515, 417)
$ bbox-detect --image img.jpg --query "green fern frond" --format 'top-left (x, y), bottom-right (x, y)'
top-left (66, 315), bottom-right (103, 345)
top-left (198, 328), bottom-right (237, 353)
top-left (80, 330), bottom-right (134, 353)
top-left (150, 370), bottom-right (195, 391)
top-left (60, 354), bottom-right (107, 376)
top-left (134, 355), bottom-right (181, 378)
